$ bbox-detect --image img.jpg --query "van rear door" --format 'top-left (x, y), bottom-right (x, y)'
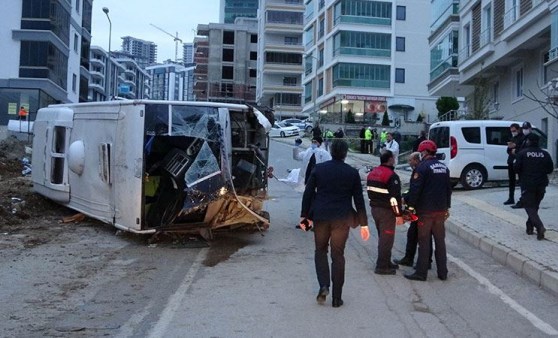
top-left (428, 124), bottom-right (451, 165)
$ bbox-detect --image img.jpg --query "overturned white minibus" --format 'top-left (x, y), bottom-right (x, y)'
top-left (31, 100), bottom-right (273, 236)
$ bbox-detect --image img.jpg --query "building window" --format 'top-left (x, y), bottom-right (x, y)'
top-left (73, 33), bottom-right (79, 52)
top-left (251, 34), bottom-right (258, 43)
top-left (304, 82), bottom-right (312, 103)
top-left (222, 66), bottom-right (233, 80)
top-left (332, 63), bottom-right (390, 88)
top-left (249, 69), bottom-right (256, 77)
top-left (250, 51), bottom-right (257, 60)
top-left (395, 68), bottom-right (405, 83)
top-left (75, 0), bottom-right (80, 13)
top-left (223, 31), bottom-right (235, 44)
top-left (72, 73), bottom-right (77, 92)
top-left (317, 77), bottom-right (323, 97)
top-left (285, 36), bottom-right (300, 45)
top-left (283, 76), bottom-right (298, 86)
top-left (396, 6), bottom-right (406, 20)
top-left (318, 48), bottom-right (324, 68)
top-left (266, 52), bottom-right (302, 64)
top-left (333, 31), bottom-right (391, 57)
top-left (396, 37), bottom-right (405, 52)
top-left (514, 66), bottom-right (523, 98)
top-left (222, 48), bottom-right (234, 62)
top-left (267, 10), bottom-right (303, 24)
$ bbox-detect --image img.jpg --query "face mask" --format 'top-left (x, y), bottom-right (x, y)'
top-left (511, 131), bottom-right (518, 137)
top-left (523, 129), bottom-right (530, 135)
top-left (311, 144), bottom-right (317, 150)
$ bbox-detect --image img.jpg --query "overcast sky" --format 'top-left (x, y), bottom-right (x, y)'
top-left (90, 0), bottom-right (220, 63)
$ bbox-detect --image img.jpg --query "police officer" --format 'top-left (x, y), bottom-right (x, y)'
top-left (404, 140), bottom-right (451, 281)
top-left (504, 123), bottom-right (523, 205)
top-left (367, 150), bottom-right (404, 275)
top-left (513, 133), bottom-right (554, 240)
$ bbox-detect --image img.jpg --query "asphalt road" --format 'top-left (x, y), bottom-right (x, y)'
top-left (1, 138), bottom-right (558, 337)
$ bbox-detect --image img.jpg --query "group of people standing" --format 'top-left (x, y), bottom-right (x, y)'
top-left (299, 137), bottom-right (452, 308)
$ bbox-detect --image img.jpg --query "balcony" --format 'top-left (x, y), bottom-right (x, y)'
top-left (334, 15), bottom-right (391, 26)
top-left (333, 47), bottom-right (391, 58)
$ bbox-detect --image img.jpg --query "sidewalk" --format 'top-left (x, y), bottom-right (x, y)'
top-left (275, 136), bottom-right (558, 296)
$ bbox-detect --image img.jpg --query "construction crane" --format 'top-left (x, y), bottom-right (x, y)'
top-left (150, 23), bottom-right (183, 62)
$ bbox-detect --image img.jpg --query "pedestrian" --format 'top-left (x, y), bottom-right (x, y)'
top-left (393, 152), bottom-right (432, 267)
top-left (324, 129), bottom-right (334, 151)
top-left (334, 127), bottom-right (344, 138)
top-left (513, 133), bottom-right (554, 240)
top-left (504, 123), bottom-right (523, 205)
top-left (18, 106), bottom-right (28, 120)
top-left (404, 140), bottom-right (451, 281)
top-left (312, 124), bottom-right (322, 140)
top-left (294, 136), bottom-right (332, 186)
top-left (412, 130), bottom-right (427, 152)
top-left (300, 140), bottom-right (370, 308)
top-left (364, 127), bottom-right (373, 154)
top-left (367, 150), bottom-right (404, 275)
top-left (380, 128), bottom-right (388, 144)
top-left (511, 121), bottom-right (534, 209)
top-left (381, 132), bottom-right (400, 166)
top-left (359, 127), bottom-right (366, 153)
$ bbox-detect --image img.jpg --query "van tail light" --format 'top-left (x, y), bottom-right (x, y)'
top-left (450, 136), bottom-right (457, 159)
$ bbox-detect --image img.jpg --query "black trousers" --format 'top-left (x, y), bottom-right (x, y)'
top-left (416, 212), bottom-right (448, 278)
top-left (371, 207), bottom-right (395, 269)
top-left (403, 221), bottom-right (432, 262)
top-left (313, 219), bottom-right (350, 300)
top-left (507, 163), bottom-right (516, 200)
top-left (521, 186), bottom-right (546, 233)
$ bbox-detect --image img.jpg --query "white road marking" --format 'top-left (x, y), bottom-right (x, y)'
top-left (147, 248), bottom-right (208, 338)
top-left (448, 253), bottom-right (558, 336)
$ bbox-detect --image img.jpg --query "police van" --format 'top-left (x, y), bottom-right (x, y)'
top-left (428, 120), bottom-right (547, 189)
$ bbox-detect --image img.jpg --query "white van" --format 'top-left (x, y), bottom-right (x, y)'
top-left (428, 120), bottom-right (547, 189)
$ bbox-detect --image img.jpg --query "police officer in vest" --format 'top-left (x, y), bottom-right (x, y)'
top-left (513, 133), bottom-right (554, 240)
top-left (404, 140), bottom-right (452, 281)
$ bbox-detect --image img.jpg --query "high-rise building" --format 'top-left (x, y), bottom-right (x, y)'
top-left (220, 0), bottom-right (259, 23)
top-left (194, 18), bottom-right (258, 104)
top-left (256, 0), bottom-right (304, 118)
top-left (146, 61), bottom-right (195, 101)
top-left (0, 0), bottom-right (92, 125)
top-left (427, 0), bottom-right (557, 161)
top-left (302, 0), bottom-right (436, 131)
top-left (183, 43), bottom-right (194, 67)
top-left (121, 36), bottom-right (158, 68)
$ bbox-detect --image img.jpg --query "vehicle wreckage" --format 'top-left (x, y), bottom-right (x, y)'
top-left (31, 100), bottom-right (273, 238)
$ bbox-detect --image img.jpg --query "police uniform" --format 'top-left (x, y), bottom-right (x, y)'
top-left (513, 133), bottom-right (554, 239)
top-left (367, 163), bottom-right (401, 273)
top-left (405, 155), bottom-right (451, 280)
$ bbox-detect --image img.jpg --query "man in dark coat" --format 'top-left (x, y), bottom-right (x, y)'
top-left (504, 123), bottom-right (523, 205)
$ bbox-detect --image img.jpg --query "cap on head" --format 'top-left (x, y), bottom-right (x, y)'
top-left (522, 121), bottom-right (532, 129)
top-left (525, 133), bottom-right (539, 146)
top-left (417, 140), bottom-right (437, 154)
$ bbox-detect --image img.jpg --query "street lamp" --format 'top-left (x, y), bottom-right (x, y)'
top-left (102, 7), bottom-right (112, 100)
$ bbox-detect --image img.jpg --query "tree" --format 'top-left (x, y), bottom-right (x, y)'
top-left (523, 81), bottom-right (558, 121)
top-left (436, 97), bottom-right (459, 120)
top-left (468, 76), bottom-right (490, 120)
top-left (381, 111), bottom-right (390, 126)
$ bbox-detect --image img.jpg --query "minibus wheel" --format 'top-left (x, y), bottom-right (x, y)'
top-left (460, 164), bottom-right (486, 190)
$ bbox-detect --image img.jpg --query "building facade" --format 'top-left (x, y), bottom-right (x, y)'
top-left (428, 0), bottom-right (558, 163)
top-left (146, 62), bottom-right (195, 101)
top-left (183, 42), bottom-right (194, 67)
top-left (121, 36), bottom-right (158, 69)
top-left (256, 0), bottom-right (305, 119)
top-left (0, 0), bottom-right (92, 125)
top-left (302, 0), bottom-right (436, 132)
top-left (194, 19), bottom-right (259, 104)
top-left (220, 0), bottom-right (259, 23)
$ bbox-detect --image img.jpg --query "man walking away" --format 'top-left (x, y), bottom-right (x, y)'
top-left (367, 150), bottom-right (404, 275)
top-left (404, 140), bottom-right (451, 281)
top-left (513, 133), bottom-right (554, 239)
top-left (504, 123), bottom-right (523, 205)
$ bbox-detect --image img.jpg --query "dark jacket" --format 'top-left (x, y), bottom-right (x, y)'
top-left (301, 159), bottom-right (367, 226)
top-left (514, 146), bottom-right (554, 189)
top-left (407, 156), bottom-right (452, 213)
top-left (366, 164), bottom-right (402, 213)
top-left (507, 133), bottom-right (524, 165)
top-left (412, 136), bottom-right (426, 152)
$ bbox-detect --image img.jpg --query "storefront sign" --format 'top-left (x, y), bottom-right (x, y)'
top-left (344, 95), bottom-right (386, 101)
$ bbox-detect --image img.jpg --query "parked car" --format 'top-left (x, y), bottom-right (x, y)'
top-left (269, 122), bottom-right (300, 138)
top-left (428, 120), bottom-right (547, 189)
top-left (282, 118), bottom-right (313, 133)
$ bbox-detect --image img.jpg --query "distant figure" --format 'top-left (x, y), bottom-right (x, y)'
top-left (324, 129), bottom-right (334, 151)
top-left (312, 124), bottom-right (322, 139)
top-left (380, 128), bottom-right (388, 144)
top-left (511, 121), bottom-right (533, 209)
top-left (294, 136), bottom-right (332, 185)
top-left (412, 130), bottom-right (427, 152)
top-left (381, 132), bottom-right (400, 166)
top-left (513, 133), bottom-right (554, 240)
top-left (359, 127), bottom-right (366, 153)
top-left (364, 127), bottom-right (373, 154)
top-left (504, 123), bottom-right (523, 205)
top-left (18, 106), bottom-right (28, 120)
top-left (334, 128), bottom-right (344, 138)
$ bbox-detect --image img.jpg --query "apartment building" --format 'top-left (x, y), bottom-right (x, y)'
top-left (183, 42), bottom-right (194, 67)
top-left (194, 18), bottom-right (259, 104)
top-left (121, 36), bottom-right (158, 69)
top-left (0, 0), bottom-right (92, 125)
top-left (301, 0), bottom-right (436, 131)
top-left (256, 0), bottom-right (305, 119)
top-left (220, 0), bottom-right (259, 23)
top-left (428, 0), bottom-right (558, 161)
top-left (146, 62), bottom-right (195, 101)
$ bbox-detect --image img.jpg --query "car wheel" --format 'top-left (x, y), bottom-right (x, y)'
top-left (280, 131), bottom-right (285, 137)
top-left (305, 126), bottom-right (313, 133)
top-left (460, 164), bottom-right (486, 190)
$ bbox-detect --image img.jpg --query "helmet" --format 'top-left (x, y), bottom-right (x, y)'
top-left (417, 140), bottom-right (437, 153)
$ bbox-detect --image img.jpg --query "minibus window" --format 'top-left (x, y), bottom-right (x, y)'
top-left (461, 127), bottom-right (480, 144)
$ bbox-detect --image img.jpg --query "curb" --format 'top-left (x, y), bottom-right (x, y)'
top-left (446, 218), bottom-right (558, 296)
